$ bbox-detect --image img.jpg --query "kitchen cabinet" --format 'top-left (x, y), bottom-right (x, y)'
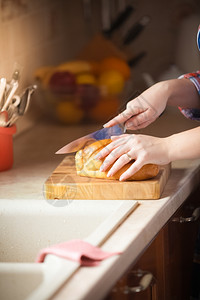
top-left (105, 186), bottom-right (200, 300)
top-left (163, 186), bottom-right (200, 300)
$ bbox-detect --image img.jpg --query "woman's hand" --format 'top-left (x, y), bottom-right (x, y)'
top-left (103, 81), bottom-right (170, 130)
top-left (95, 134), bottom-right (170, 181)
top-left (96, 76), bottom-right (200, 181)
top-left (104, 78), bottom-right (200, 130)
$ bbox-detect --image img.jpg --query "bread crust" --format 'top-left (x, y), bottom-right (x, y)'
top-left (75, 139), bottom-right (159, 181)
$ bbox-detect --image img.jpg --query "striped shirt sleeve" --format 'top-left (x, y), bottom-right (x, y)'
top-left (178, 25), bottom-right (200, 121)
top-left (179, 71), bottom-right (200, 94)
top-left (178, 71), bottom-right (200, 121)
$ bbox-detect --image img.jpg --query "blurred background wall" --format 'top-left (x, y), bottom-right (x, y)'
top-left (0, 0), bottom-right (199, 84)
top-left (0, 0), bottom-right (199, 132)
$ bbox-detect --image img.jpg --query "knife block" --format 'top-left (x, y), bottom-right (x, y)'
top-left (77, 33), bottom-right (128, 61)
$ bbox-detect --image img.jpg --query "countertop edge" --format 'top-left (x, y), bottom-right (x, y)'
top-left (51, 161), bottom-right (200, 300)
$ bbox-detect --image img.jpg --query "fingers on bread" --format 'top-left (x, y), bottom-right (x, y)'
top-left (75, 139), bottom-right (159, 181)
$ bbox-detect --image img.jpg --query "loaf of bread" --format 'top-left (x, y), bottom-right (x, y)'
top-left (75, 139), bottom-right (159, 181)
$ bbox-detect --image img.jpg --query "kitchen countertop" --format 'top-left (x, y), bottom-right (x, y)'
top-left (0, 109), bottom-right (200, 300)
top-left (51, 158), bottom-right (200, 300)
top-left (0, 106), bottom-right (199, 200)
top-left (0, 121), bottom-right (98, 200)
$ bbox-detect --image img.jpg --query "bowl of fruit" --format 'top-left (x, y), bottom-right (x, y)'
top-left (34, 57), bottom-right (131, 125)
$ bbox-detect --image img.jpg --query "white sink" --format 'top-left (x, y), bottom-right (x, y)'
top-left (0, 199), bottom-right (138, 300)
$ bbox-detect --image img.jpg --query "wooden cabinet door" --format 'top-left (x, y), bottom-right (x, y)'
top-left (105, 230), bottom-right (165, 300)
top-left (105, 187), bottom-right (200, 300)
top-left (163, 187), bottom-right (200, 300)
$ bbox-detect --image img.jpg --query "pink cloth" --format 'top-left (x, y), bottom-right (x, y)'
top-left (36, 239), bottom-right (121, 266)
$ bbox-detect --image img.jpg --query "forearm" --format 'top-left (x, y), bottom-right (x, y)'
top-left (163, 78), bottom-right (200, 108)
top-left (166, 126), bottom-right (200, 161)
top-left (104, 77), bottom-right (200, 130)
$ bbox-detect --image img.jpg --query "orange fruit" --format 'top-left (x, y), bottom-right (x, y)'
top-left (98, 70), bottom-right (125, 95)
top-left (89, 95), bottom-right (120, 123)
top-left (100, 57), bottom-right (131, 80)
top-left (56, 101), bottom-right (84, 124)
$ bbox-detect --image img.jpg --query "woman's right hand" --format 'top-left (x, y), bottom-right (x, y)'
top-left (104, 81), bottom-right (169, 130)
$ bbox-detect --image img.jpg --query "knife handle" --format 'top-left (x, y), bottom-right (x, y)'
top-left (123, 15), bottom-right (151, 45)
top-left (103, 5), bottom-right (135, 38)
top-left (118, 90), bottom-right (141, 113)
top-left (128, 51), bottom-right (147, 67)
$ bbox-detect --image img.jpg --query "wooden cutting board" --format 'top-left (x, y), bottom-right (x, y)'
top-left (44, 156), bottom-right (171, 200)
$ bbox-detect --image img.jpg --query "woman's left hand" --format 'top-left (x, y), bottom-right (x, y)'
top-left (95, 134), bottom-right (170, 181)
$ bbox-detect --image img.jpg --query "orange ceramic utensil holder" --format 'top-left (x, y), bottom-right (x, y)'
top-left (0, 125), bottom-right (16, 171)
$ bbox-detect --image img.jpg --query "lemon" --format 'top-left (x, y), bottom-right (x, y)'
top-left (98, 70), bottom-right (125, 95)
top-left (57, 60), bottom-right (91, 74)
top-left (56, 101), bottom-right (84, 124)
top-left (76, 73), bottom-right (96, 85)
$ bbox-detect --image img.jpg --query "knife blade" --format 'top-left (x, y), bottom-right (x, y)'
top-left (56, 124), bottom-right (125, 154)
top-left (103, 4), bottom-right (135, 38)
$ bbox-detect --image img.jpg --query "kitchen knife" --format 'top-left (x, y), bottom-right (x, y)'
top-left (56, 89), bottom-right (140, 155)
top-left (123, 15), bottom-right (151, 45)
top-left (0, 78), bottom-right (6, 110)
top-left (103, 5), bottom-right (135, 38)
top-left (56, 124), bottom-right (125, 154)
top-left (101, 0), bottom-right (111, 32)
top-left (128, 51), bottom-right (147, 67)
